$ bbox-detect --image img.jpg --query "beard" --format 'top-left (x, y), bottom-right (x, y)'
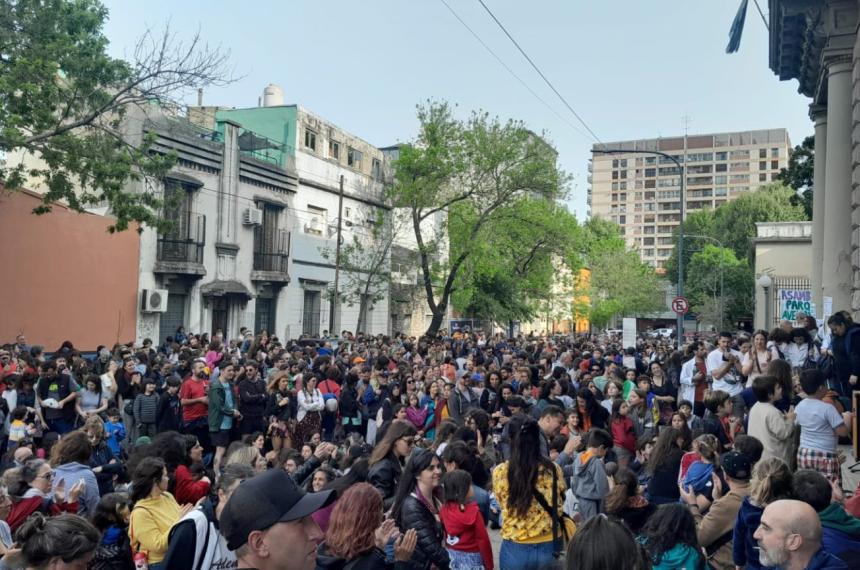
top-left (757, 543), bottom-right (789, 567)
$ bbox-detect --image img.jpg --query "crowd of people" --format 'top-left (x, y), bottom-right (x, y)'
top-left (0, 312), bottom-right (857, 570)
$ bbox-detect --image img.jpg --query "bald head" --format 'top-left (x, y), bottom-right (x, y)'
top-left (13, 447), bottom-right (32, 464)
top-left (755, 500), bottom-right (822, 567)
top-left (773, 500), bottom-right (822, 543)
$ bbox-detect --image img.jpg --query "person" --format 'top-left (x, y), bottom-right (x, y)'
top-left (295, 376), bottom-right (324, 447)
top-left (701, 390), bottom-right (738, 451)
top-left (706, 332), bottom-right (744, 415)
top-left (732, 457), bottom-right (794, 570)
top-left (785, 327), bottom-right (819, 370)
top-left (82, 415), bottom-right (123, 496)
top-left (237, 362), bottom-right (268, 435)
top-left (6, 512), bottom-right (101, 570)
top-left (492, 416), bottom-right (568, 570)
top-left (741, 330), bottom-right (779, 386)
top-left (441, 441), bottom-right (491, 524)
top-left (180, 360), bottom-right (211, 452)
top-left (754, 499), bottom-right (848, 569)
top-left (390, 448), bottom-right (449, 570)
top-left (49, 429), bottom-right (100, 517)
top-left (747, 375), bottom-right (795, 465)
top-left (448, 373), bottom-right (480, 425)
top-left (266, 370), bottom-right (294, 453)
top-left (219, 464), bottom-right (335, 570)
top-left (6, 458), bottom-right (83, 532)
top-left (610, 399), bottom-right (636, 468)
top-left (604, 466), bottom-right (655, 534)
top-left (156, 376), bottom-right (182, 433)
top-left (209, 362), bottom-right (242, 475)
top-left (310, 459), bottom-right (370, 534)
top-left (568, 428), bottom-right (611, 520)
top-left (792, 469), bottom-right (860, 566)
top-left (316, 483), bottom-right (418, 570)
top-left (645, 427), bottom-right (684, 505)
top-left (564, 514), bottom-right (649, 570)
top-left (368, 421), bottom-right (417, 509)
top-left (680, 450), bottom-right (752, 570)
top-left (104, 407), bottom-right (126, 458)
top-left (795, 369), bottom-right (852, 486)
top-left (129, 457), bottom-right (192, 570)
top-left (536, 405), bottom-right (564, 459)
top-left (637, 503), bottom-right (707, 570)
top-left (162, 463), bottom-right (256, 570)
top-left (132, 379), bottom-right (159, 438)
top-left (439, 469), bottom-right (494, 570)
top-left (827, 312), bottom-right (860, 398)
top-left (35, 360), bottom-right (79, 435)
top-left (76, 374), bottom-right (108, 420)
top-left (90, 492), bottom-right (134, 570)
top-left (679, 341), bottom-right (709, 417)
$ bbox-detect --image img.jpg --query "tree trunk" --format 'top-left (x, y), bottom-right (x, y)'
top-left (356, 296), bottom-right (368, 335)
top-left (425, 302), bottom-right (447, 337)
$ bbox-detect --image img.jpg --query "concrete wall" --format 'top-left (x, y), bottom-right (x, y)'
top-left (753, 224), bottom-right (813, 329)
top-left (0, 189), bottom-right (139, 350)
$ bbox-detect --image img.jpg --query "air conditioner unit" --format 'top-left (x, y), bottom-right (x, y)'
top-left (243, 208), bottom-right (263, 226)
top-left (141, 289), bottom-right (169, 313)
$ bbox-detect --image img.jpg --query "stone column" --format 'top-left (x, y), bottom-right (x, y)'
top-left (823, 58), bottom-right (854, 313)
top-left (810, 105), bottom-right (827, 311)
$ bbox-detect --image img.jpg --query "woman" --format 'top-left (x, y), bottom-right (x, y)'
top-left (309, 465), bottom-right (336, 492)
top-left (368, 421), bottom-right (417, 509)
top-left (76, 374), bottom-right (108, 421)
top-left (295, 376), bottom-right (324, 446)
top-left (6, 459), bottom-right (82, 532)
top-left (132, 431), bottom-right (210, 506)
top-left (604, 467), bottom-right (655, 535)
top-left (50, 429), bottom-right (100, 517)
top-left (441, 441), bottom-right (491, 523)
top-left (83, 416), bottom-right (124, 496)
top-left (742, 330), bottom-right (779, 386)
top-left (391, 449), bottom-right (449, 570)
top-left (317, 483), bottom-right (417, 570)
top-left (420, 380), bottom-right (442, 441)
top-left (577, 388), bottom-right (608, 431)
top-left (637, 504), bottom-right (707, 570)
top-left (8, 513), bottom-right (100, 570)
top-left (266, 371), bottom-right (295, 453)
top-left (565, 514), bottom-right (649, 570)
top-left (312, 459), bottom-right (370, 534)
top-left (536, 379), bottom-right (565, 414)
top-left (492, 416), bottom-right (568, 570)
top-left (784, 327), bottom-right (819, 371)
top-left (646, 427), bottom-right (685, 505)
top-left (225, 444), bottom-right (267, 473)
top-left (480, 371), bottom-right (502, 414)
top-left (129, 457), bottom-right (191, 569)
top-left (90, 492), bottom-right (133, 570)
top-left (648, 362), bottom-right (675, 425)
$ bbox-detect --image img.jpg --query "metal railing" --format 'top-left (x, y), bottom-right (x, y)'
top-left (157, 212), bottom-right (205, 264)
top-left (253, 229), bottom-right (290, 273)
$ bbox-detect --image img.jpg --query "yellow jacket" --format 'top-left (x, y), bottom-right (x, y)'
top-left (492, 461), bottom-right (566, 543)
top-left (129, 492), bottom-right (181, 564)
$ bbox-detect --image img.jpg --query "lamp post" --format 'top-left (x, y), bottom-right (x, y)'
top-left (757, 274), bottom-right (773, 330)
top-left (685, 234), bottom-right (726, 331)
top-left (592, 148), bottom-right (685, 348)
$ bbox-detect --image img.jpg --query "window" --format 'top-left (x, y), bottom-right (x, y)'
top-left (371, 158), bottom-right (383, 181)
top-left (643, 237), bottom-right (654, 246)
top-left (619, 215), bottom-right (626, 224)
top-left (642, 248), bottom-right (655, 257)
top-left (715, 152), bottom-right (728, 161)
top-left (645, 191), bottom-right (655, 200)
top-left (759, 148), bottom-right (767, 158)
top-left (658, 166), bottom-right (681, 176)
top-left (729, 174), bottom-right (750, 184)
top-left (687, 176), bottom-right (713, 186)
top-left (620, 170), bottom-right (627, 179)
top-left (329, 140), bottom-right (340, 160)
top-left (759, 173), bottom-right (767, 182)
top-left (687, 164), bottom-right (712, 174)
top-left (612, 194), bottom-right (618, 202)
top-left (645, 168), bottom-right (656, 177)
top-left (634, 215), bottom-right (642, 223)
top-left (771, 172), bottom-right (778, 181)
top-left (729, 150), bottom-right (750, 159)
top-left (304, 129), bottom-right (317, 151)
top-left (715, 187), bottom-right (728, 196)
top-left (612, 171), bottom-right (619, 180)
top-left (771, 148), bottom-right (779, 158)
top-left (643, 226), bottom-right (655, 235)
top-left (645, 156), bottom-right (657, 165)
top-left (759, 161), bottom-right (767, 170)
top-left (634, 192), bottom-right (643, 200)
top-left (658, 177), bottom-right (680, 188)
top-left (612, 159), bottom-right (619, 168)
top-left (620, 159), bottom-right (628, 167)
top-left (771, 160), bottom-right (778, 169)
top-left (644, 215), bottom-right (655, 223)
top-left (730, 162), bottom-right (749, 172)
top-left (612, 182), bottom-right (619, 191)
top-left (305, 205), bottom-right (327, 236)
top-left (644, 179), bottom-right (656, 189)
top-left (619, 193), bottom-right (627, 201)
top-left (715, 163), bottom-right (728, 172)
top-left (347, 147), bottom-right (363, 169)
top-left (619, 182), bottom-right (627, 190)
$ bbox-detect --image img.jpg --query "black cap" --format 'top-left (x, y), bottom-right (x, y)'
top-left (220, 468), bottom-right (334, 550)
top-left (722, 451), bottom-right (752, 480)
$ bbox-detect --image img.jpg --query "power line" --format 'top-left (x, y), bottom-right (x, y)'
top-left (475, 0), bottom-right (602, 144)
top-left (437, 0), bottom-right (592, 141)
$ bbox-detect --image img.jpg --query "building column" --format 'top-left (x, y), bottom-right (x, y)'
top-left (822, 58), bottom-right (854, 313)
top-left (810, 105), bottom-right (827, 311)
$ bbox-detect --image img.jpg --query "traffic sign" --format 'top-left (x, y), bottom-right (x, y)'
top-left (671, 296), bottom-right (690, 315)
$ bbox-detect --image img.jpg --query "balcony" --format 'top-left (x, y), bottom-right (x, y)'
top-left (155, 212), bottom-right (206, 276)
top-left (251, 229), bottom-right (290, 283)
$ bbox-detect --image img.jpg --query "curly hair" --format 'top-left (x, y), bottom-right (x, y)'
top-left (325, 483), bottom-right (382, 560)
top-left (639, 503), bottom-right (706, 569)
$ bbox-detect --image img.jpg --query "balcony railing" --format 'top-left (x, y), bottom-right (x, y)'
top-left (157, 212), bottom-right (205, 264)
top-left (253, 229), bottom-right (290, 273)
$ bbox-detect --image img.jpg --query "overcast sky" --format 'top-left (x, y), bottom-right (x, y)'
top-left (102, 0), bottom-right (811, 218)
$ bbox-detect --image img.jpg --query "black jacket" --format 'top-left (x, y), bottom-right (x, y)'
top-left (832, 324), bottom-right (860, 382)
top-left (316, 544), bottom-right (405, 570)
top-left (368, 455), bottom-right (403, 510)
top-left (237, 377), bottom-right (268, 418)
top-left (395, 494), bottom-right (449, 570)
top-left (339, 385), bottom-right (360, 418)
top-left (90, 440), bottom-right (123, 496)
top-left (266, 390), bottom-right (295, 422)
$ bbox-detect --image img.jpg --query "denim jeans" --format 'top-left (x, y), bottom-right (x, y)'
top-left (499, 539), bottom-right (557, 570)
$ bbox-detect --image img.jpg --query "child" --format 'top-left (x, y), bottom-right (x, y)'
top-left (560, 408), bottom-right (583, 438)
top-left (8, 406), bottom-right (33, 447)
top-left (567, 428), bottom-right (612, 521)
top-left (702, 390), bottom-right (739, 451)
top-left (104, 407), bottom-right (126, 458)
top-left (440, 469), bottom-right (494, 570)
top-left (90, 492), bottom-right (133, 570)
top-left (678, 400), bottom-right (704, 435)
top-left (132, 379), bottom-right (159, 438)
top-left (405, 393), bottom-right (428, 434)
top-left (600, 381), bottom-right (623, 415)
top-left (610, 399), bottom-right (636, 468)
top-left (622, 369), bottom-right (637, 400)
top-left (680, 434), bottom-right (722, 504)
top-left (156, 376), bottom-right (182, 433)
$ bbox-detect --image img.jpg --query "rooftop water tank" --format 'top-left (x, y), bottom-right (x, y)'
top-left (262, 84), bottom-right (284, 107)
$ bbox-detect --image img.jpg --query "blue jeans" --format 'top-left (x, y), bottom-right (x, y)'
top-left (499, 539), bottom-right (556, 570)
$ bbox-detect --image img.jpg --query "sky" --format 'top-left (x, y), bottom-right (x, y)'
top-left (101, 0), bottom-right (811, 219)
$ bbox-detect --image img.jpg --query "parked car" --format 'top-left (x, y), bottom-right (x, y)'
top-left (648, 328), bottom-right (673, 339)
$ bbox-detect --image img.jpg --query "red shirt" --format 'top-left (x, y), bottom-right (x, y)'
top-left (694, 360), bottom-right (708, 403)
top-left (174, 464), bottom-right (210, 504)
top-left (440, 501), bottom-right (494, 570)
top-left (179, 377), bottom-right (209, 422)
top-left (611, 416), bottom-right (636, 452)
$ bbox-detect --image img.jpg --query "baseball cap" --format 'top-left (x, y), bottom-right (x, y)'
top-left (220, 468), bottom-right (334, 550)
top-left (721, 451), bottom-right (752, 480)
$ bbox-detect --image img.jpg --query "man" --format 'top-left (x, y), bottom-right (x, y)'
top-left (181, 359), bottom-right (211, 452)
top-left (220, 467), bottom-right (335, 570)
top-left (35, 360), bottom-right (78, 434)
top-left (679, 341), bottom-right (709, 417)
top-left (210, 363), bottom-right (242, 474)
top-left (792, 470), bottom-right (860, 566)
top-left (681, 451), bottom-right (753, 570)
top-left (753, 499), bottom-right (847, 569)
top-left (237, 362), bottom-right (267, 435)
top-left (164, 464), bottom-right (255, 569)
top-left (826, 312), bottom-right (860, 398)
top-left (706, 332), bottom-right (744, 417)
top-left (447, 372), bottom-right (480, 425)
top-left (537, 405), bottom-right (564, 457)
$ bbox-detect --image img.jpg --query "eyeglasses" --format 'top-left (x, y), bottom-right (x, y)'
top-left (37, 471), bottom-right (54, 480)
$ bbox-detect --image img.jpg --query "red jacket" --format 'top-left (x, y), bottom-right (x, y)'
top-left (439, 501), bottom-right (494, 570)
top-left (173, 464), bottom-right (210, 505)
top-left (611, 416), bottom-right (636, 452)
top-left (7, 495), bottom-right (78, 533)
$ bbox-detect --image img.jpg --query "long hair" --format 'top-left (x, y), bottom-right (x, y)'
top-left (391, 448), bottom-right (439, 525)
top-left (506, 416), bottom-right (554, 518)
top-left (92, 492), bottom-right (131, 532)
top-left (369, 421), bottom-right (416, 465)
top-left (767, 359), bottom-right (793, 400)
top-left (604, 467), bottom-right (639, 514)
top-left (322, 458), bottom-right (370, 499)
top-left (750, 457), bottom-right (793, 506)
top-left (130, 457), bottom-right (165, 503)
top-left (639, 503), bottom-right (706, 569)
top-left (267, 370), bottom-right (289, 394)
top-left (325, 483), bottom-right (382, 560)
top-left (50, 430), bottom-right (92, 466)
top-left (566, 514), bottom-right (649, 570)
top-left (647, 428), bottom-right (682, 475)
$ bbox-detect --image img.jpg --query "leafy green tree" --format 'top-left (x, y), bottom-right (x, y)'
top-left (390, 101), bottom-right (568, 336)
top-left (0, 0), bottom-right (233, 231)
top-left (685, 244), bottom-right (754, 328)
top-left (777, 135), bottom-right (814, 219)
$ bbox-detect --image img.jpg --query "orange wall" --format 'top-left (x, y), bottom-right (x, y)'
top-left (0, 190), bottom-right (139, 351)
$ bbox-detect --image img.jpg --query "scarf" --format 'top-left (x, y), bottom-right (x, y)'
top-left (819, 503), bottom-right (860, 536)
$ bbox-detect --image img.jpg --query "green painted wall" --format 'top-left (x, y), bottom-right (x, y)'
top-left (215, 106), bottom-right (298, 167)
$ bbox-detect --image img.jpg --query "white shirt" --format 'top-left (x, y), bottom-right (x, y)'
top-left (706, 348), bottom-right (743, 396)
top-left (678, 356), bottom-right (699, 404)
top-left (796, 397), bottom-right (844, 454)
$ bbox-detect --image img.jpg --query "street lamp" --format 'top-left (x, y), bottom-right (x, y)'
top-left (592, 148), bottom-right (685, 348)
top-left (758, 274), bottom-right (773, 330)
top-left (686, 234), bottom-right (726, 331)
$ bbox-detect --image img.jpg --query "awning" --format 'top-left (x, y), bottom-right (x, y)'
top-left (200, 280), bottom-right (253, 299)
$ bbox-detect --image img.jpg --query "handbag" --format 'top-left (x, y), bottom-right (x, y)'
top-left (532, 464), bottom-right (576, 559)
top-left (129, 508), bottom-right (150, 570)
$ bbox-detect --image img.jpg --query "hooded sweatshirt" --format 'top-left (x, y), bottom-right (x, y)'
top-left (733, 497), bottom-right (771, 570)
top-left (818, 503), bottom-right (860, 566)
top-left (439, 501), bottom-right (494, 570)
top-left (568, 448), bottom-right (609, 521)
top-left (642, 542), bottom-right (705, 570)
top-left (52, 461), bottom-right (100, 517)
